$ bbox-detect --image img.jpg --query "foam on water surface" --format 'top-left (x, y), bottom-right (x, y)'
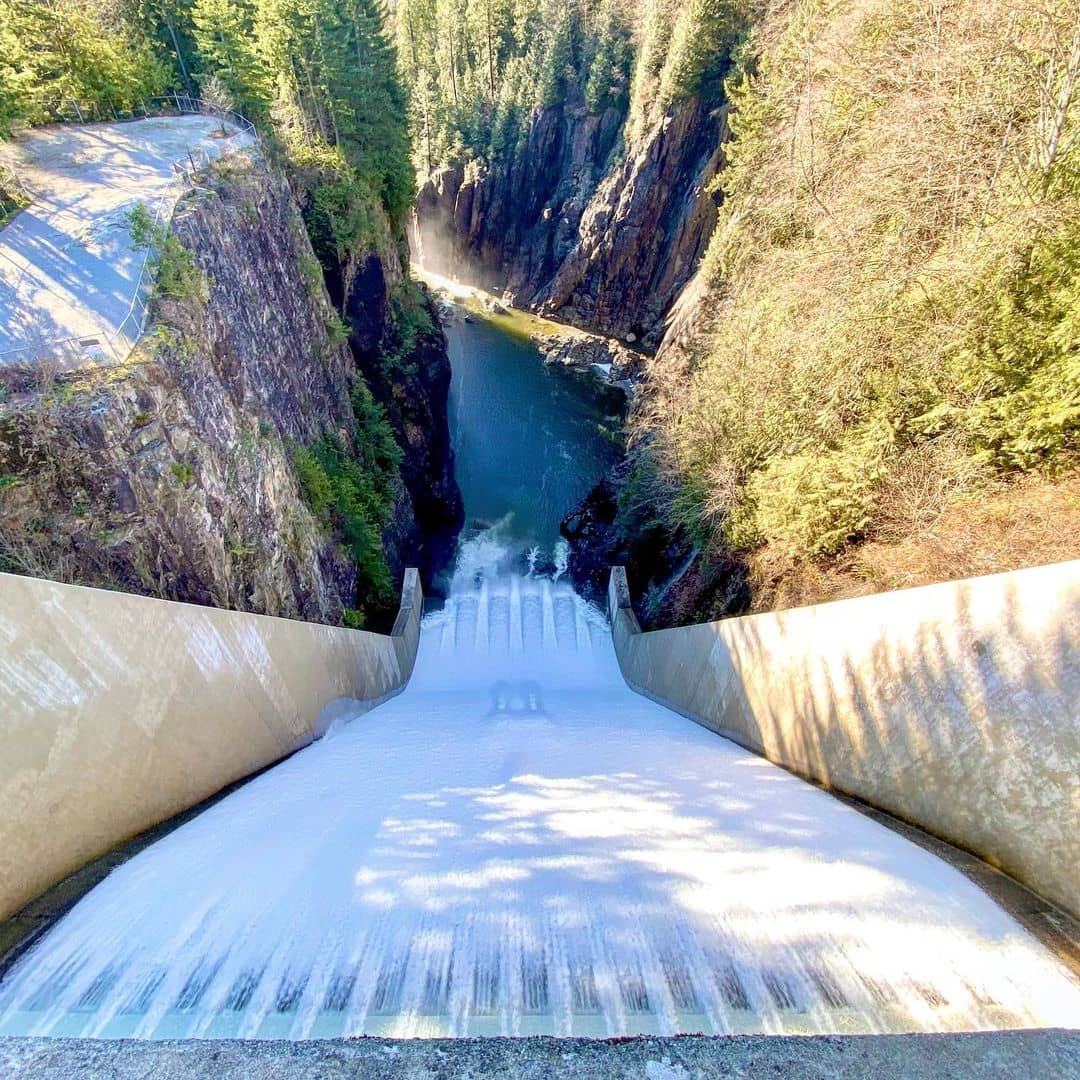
top-left (1, 539), bottom-right (1077, 1039)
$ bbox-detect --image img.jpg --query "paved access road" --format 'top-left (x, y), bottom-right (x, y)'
top-left (0, 116), bottom-right (252, 371)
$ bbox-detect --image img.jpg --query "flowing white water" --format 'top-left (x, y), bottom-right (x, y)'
top-left (1, 534), bottom-right (1077, 1040)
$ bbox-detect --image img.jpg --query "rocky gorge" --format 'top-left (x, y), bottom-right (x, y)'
top-left (413, 87), bottom-right (743, 627)
top-left (412, 94), bottom-right (727, 349)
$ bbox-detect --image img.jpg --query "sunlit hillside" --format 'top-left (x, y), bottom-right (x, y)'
top-left (641, 0), bottom-right (1080, 607)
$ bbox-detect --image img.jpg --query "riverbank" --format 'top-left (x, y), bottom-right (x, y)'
top-left (416, 267), bottom-right (642, 395)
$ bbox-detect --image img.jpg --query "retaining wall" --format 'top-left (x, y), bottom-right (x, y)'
top-left (0, 570), bottom-right (423, 920)
top-left (608, 561), bottom-right (1080, 919)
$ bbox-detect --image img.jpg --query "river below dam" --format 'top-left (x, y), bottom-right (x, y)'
top-left (444, 312), bottom-right (621, 552)
top-left (0, 311), bottom-right (1077, 1040)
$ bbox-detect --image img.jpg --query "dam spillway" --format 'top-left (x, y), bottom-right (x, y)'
top-left (0, 542), bottom-right (1077, 1040)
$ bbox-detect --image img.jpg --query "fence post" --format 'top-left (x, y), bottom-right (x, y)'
top-left (73, 100), bottom-right (83, 123)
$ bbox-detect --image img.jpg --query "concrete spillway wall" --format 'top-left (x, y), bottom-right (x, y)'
top-left (0, 570), bottom-right (423, 921)
top-left (609, 561), bottom-right (1080, 920)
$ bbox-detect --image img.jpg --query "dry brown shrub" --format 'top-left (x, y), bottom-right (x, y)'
top-left (750, 468), bottom-right (1080, 610)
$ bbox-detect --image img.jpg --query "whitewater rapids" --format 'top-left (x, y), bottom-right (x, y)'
top-left (1, 542), bottom-right (1077, 1039)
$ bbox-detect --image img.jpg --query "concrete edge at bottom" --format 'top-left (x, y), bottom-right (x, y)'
top-left (1, 1031), bottom-right (1077, 1079)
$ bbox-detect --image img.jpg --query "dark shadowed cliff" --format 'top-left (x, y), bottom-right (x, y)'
top-left (414, 95), bottom-right (726, 349)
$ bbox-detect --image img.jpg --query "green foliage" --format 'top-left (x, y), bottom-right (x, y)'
top-left (129, 203), bottom-right (207, 303)
top-left (326, 315), bottom-right (351, 345)
top-left (293, 442), bottom-right (334, 517)
top-left (148, 323), bottom-right (197, 365)
top-left (0, 0), bottom-right (170, 133)
top-left (127, 201), bottom-right (156, 248)
top-left (538, 5), bottom-right (575, 108)
top-left (395, 0), bottom-right (636, 172)
top-left (1, 0), bottom-right (416, 243)
top-left (299, 251), bottom-right (325, 298)
top-left (393, 0), bottom-right (739, 174)
top-left (170, 460), bottom-right (195, 486)
top-left (238, 0), bottom-right (415, 226)
top-left (656, 0), bottom-right (744, 111)
top-left (298, 150), bottom-right (383, 266)
top-left (292, 383), bottom-right (402, 623)
top-left (342, 606), bottom-right (366, 629)
top-left (945, 214), bottom-right (1080, 470)
top-left (627, 0), bottom-right (745, 137)
top-left (190, 0), bottom-right (269, 115)
top-left (647, 0), bottom-right (1080, 570)
top-left (382, 279), bottom-right (435, 375)
top-left (732, 424), bottom-right (892, 557)
top-left (584, 1), bottom-right (634, 113)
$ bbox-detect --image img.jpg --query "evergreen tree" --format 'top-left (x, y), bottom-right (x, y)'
top-left (392, 0), bottom-right (650, 175)
top-left (190, 0), bottom-right (268, 113)
top-left (0, 6), bottom-right (38, 134)
top-left (0, 0), bottom-right (168, 128)
top-left (657, 0), bottom-right (742, 109)
top-left (584, 0), bottom-right (632, 112)
top-left (538, 4), bottom-right (575, 108)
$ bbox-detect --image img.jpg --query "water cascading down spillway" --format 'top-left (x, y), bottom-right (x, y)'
top-left (0, 528), bottom-right (1078, 1040)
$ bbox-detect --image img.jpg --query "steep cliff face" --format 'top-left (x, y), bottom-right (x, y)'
top-left (299, 165), bottom-right (463, 587)
top-left (413, 101), bottom-right (624, 303)
top-left (413, 96), bottom-right (725, 347)
top-left (343, 255), bottom-right (464, 583)
top-left (535, 99), bottom-right (727, 348)
top-left (560, 448), bottom-right (752, 630)
top-left (0, 151), bottom-right (460, 621)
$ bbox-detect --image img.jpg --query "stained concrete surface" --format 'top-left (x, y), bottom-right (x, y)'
top-left (1, 1032), bottom-right (1077, 1078)
top-left (0, 116), bottom-right (252, 367)
top-left (0, 570), bottom-right (422, 920)
top-left (608, 561), bottom-right (1080, 920)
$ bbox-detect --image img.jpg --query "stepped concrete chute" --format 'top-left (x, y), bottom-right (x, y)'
top-left (607, 560), bottom-right (1080, 920)
top-left (2, 550), bottom-right (1077, 1040)
top-left (0, 569), bottom-right (423, 921)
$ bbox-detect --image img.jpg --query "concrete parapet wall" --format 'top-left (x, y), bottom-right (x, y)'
top-left (0, 570), bottom-right (423, 920)
top-left (608, 561), bottom-right (1080, 918)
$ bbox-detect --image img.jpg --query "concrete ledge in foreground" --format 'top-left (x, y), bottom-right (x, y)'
top-left (2, 1032), bottom-right (1078, 1079)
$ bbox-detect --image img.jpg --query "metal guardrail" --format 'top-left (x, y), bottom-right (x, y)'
top-left (0, 163), bottom-right (33, 225)
top-left (157, 95), bottom-right (259, 140)
top-left (50, 94), bottom-right (259, 143)
top-left (0, 98), bottom-right (259, 372)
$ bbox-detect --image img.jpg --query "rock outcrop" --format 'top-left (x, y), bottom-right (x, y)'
top-left (534, 330), bottom-right (643, 390)
top-left (0, 150), bottom-right (461, 622)
top-left (560, 457), bottom-right (752, 630)
top-left (413, 96), bottom-right (727, 348)
top-left (346, 270), bottom-right (464, 586)
top-left (535, 99), bottom-right (728, 348)
top-left (413, 100), bottom-right (624, 305)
